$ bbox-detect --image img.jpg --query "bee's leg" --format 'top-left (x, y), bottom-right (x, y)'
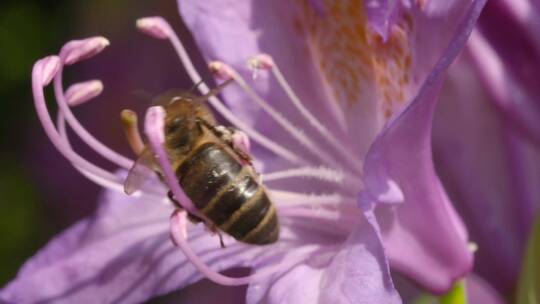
top-left (168, 191), bottom-right (204, 223)
top-left (216, 230), bottom-right (226, 248)
top-left (120, 109), bottom-right (145, 156)
top-left (218, 233), bottom-right (226, 248)
top-left (169, 193), bottom-right (208, 227)
top-left (210, 125), bottom-right (232, 141)
top-left (205, 123), bottom-right (252, 163)
top-left (227, 128), bottom-right (262, 182)
top-left (220, 127), bottom-right (252, 165)
top-left (229, 128), bottom-right (252, 162)
top-left (167, 191), bottom-right (183, 208)
top-left (208, 224), bottom-right (226, 248)
top-left (187, 213), bottom-right (204, 224)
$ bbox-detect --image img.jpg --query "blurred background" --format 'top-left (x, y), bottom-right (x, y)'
top-left (0, 0), bottom-right (198, 286)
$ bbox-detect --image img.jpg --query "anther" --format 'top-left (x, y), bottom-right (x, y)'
top-left (247, 54), bottom-right (274, 79)
top-left (35, 56), bottom-right (61, 86)
top-left (60, 37), bottom-right (110, 65)
top-left (144, 106), bottom-right (202, 218)
top-left (65, 80), bottom-right (103, 106)
top-left (136, 17), bottom-right (172, 40)
top-left (209, 61), bottom-right (234, 81)
top-left (120, 109), bottom-right (145, 155)
top-left (247, 54), bottom-right (274, 70)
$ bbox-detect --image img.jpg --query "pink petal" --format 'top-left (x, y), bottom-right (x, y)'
top-left (0, 184), bottom-right (262, 303)
top-left (362, 0), bottom-right (486, 293)
top-left (177, 0), bottom-right (412, 160)
top-left (466, 274), bottom-right (505, 304)
top-left (246, 214), bottom-right (401, 304)
top-left (434, 53), bottom-right (540, 291)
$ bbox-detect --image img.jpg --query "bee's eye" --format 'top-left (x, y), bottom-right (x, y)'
top-left (167, 117), bottom-right (184, 134)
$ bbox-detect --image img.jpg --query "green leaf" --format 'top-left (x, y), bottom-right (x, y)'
top-left (413, 280), bottom-right (467, 304)
top-left (413, 294), bottom-right (438, 304)
top-left (516, 212), bottom-right (540, 304)
top-left (440, 280), bottom-right (467, 304)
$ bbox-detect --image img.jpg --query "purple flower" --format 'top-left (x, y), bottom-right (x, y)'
top-left (433, 0), bottom-right (540, 294)
top-left (2, 0), bottom-right (486, 303)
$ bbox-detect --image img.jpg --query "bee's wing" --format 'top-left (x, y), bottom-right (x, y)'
top-left (124, 149), bottom-right (156, 195)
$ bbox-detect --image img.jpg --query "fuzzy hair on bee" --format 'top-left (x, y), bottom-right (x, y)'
top-left (122, 83), bottom-right (279, 245)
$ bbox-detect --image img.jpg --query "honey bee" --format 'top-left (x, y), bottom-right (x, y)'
top-left (124, 83), bottom-right (279, 245)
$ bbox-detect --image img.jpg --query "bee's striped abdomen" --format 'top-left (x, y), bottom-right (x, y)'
top-left (176, 142), bottom-right (279, 245)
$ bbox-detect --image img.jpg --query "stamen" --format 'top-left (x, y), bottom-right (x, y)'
top-left (264, 166), bottom-right (344, 183)
top-left (58, 106), bottom-right (165, 199)
top-left (136, 17), bottom-right (172, 40)
top-left (137, 16), bottom-right (304, 166)
top-left (54, 39), bottom-right (134, 170)
top-left (65, 80), bottom-right (103, 106)
top-left (170, 210), bottom-right (317, 286)
top-left (32, 57), bottom-right (132, 195)
top-left (212, 61), bottom-right (353, 174)
top-left (35, 56), bottom-right (61, 86)
top-left (144, 106), bottom-right (205, 220)
top-left (120, 109), bottom-right (145, 155)
top-left (268, 189), bottom-right (356, 207)
top-left (278, 206), bottom-right (358, 229)
top-left (246, 54), bottom-right (274, 70)
top-left (231, 129), bottom-right (251, 156)
top-left (56, 110), bottom-right (127, 193)
top-left (278, 205), bottom-right (360, 221)
top-left (249, 54), bottom-right (363, 176)
top-left (246, 55), bottom-right (273, 80)
top-left (34, 55), bottom-right (164, 199)
top-left (58, 102), bottom-right (166, 199)
top-left (208, 61), bottom-right (235, 81)
top-left (61, 36), bottom-right (110, 65)
top-left (173, 209), bottom-right (189, 240)
top-left (263, 166), bottom-right (363, 191)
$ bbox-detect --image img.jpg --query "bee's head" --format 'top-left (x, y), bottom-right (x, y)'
top-left (153, 91), bottom-right (214, 153)
top-left (165, 95), bottom-right (197, 128)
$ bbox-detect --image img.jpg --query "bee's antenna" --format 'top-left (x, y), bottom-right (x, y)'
top-left (188, 76), bottom-right (233, 98)
top-left (187, 79), bottom-right (205, 93)
top-left (203, 78), bottom-right (233, 98)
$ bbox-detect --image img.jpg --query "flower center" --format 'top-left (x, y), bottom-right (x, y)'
top-left (296, 0), bottom-right (414, 122)
top-left (31, 14), bottom-right (368, 288)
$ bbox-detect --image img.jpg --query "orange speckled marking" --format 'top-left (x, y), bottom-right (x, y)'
top-left (295, 0), bottom-right (413, 121)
